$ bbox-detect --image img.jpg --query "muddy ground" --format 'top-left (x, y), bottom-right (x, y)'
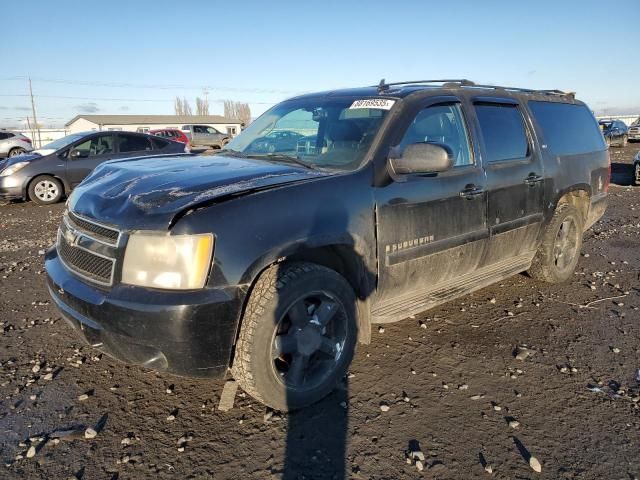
top-left (0, 145), bottom-right (639, 480)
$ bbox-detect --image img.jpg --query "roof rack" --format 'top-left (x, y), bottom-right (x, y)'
top-left (375, 79), bottom-right (574, 99)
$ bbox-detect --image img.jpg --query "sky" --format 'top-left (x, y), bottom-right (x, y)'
top-left (1, 0), bottom-right (638, 129)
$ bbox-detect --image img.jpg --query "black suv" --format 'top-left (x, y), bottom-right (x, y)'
top-left (45, 80), bottom-right (609, 410)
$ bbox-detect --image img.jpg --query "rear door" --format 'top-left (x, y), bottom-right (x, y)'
top-left (66, 133), bottom-right (115, 186)
top-left (472, 99), bottom-right (545, 264)
top-left (374, 97), bottom-right (489, 304)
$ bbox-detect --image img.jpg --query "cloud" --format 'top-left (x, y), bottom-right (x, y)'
top-left (119, 105), bottom-right (129, 111)
top-left (75, 102), bottom-right (100, 113)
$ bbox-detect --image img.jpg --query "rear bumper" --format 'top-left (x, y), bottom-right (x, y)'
top-left (45, 247), bottom-right (244, 378)
top-left (586, 193), bottom-right (607, 230)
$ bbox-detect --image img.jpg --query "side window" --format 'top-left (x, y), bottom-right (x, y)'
top-left (72, 135), bottom-right (114, 158)
top-left (117, 134), bottom-right (152, 153)
top-left (475, 103), bottom-right (529, 162)
top-left (0, 132), bottom-right (9, 140)
top-left (398, 103), bottom-right (473, 167)
top-left (193, 125), bottom-right (206, 133)
top-left (152, 137), bottom-right (170, 149)
top-left (528, 101), bottom-right (606, 155)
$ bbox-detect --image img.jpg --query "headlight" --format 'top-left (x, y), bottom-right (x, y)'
top-left (122, 233), bottom-right (214, 290)
top-left (0, 161), bottom-right (29, 177)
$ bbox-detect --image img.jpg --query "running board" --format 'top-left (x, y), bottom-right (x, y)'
top-left (371, 254), bottom-right (533, 324)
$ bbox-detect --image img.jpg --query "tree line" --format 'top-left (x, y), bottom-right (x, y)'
top-left (174, 96), bottom-right (251, 126)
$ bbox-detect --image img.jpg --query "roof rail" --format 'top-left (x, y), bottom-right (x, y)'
top-left (375, 79), bottom-right (574, 99)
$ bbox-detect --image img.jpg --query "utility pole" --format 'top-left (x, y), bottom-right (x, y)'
top-left (28, 78), bottom-right (41, 147)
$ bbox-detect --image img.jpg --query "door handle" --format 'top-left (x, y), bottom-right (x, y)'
top-left (524, 174), bottom-right (543, 186)
top-left (459, 185), bottom-right (485, 199)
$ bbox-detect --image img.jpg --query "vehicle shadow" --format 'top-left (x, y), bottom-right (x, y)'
top-left (273, 206), bottom-right (375, 479)
top-left (610, 162), bottom-right (636, 186)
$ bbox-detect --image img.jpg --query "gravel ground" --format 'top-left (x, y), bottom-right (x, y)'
top-left (0, 145), bottom-right (639, 480)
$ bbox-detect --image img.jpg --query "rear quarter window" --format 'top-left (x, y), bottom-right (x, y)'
top-left (528, 101), bottom-right (606, 155)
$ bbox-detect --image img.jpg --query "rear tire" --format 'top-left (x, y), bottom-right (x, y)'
top-left (232, 262), bottom-right (357, 411)
top-left (528, 203), bottom-right (584, 283)
top-left (28, 175), bottom-right (63, 205)
top-left (8, 147), bottom-right (26, 157)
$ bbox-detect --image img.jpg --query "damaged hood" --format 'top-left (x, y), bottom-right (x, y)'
top-left (68, 154), bottom-right (330, 230)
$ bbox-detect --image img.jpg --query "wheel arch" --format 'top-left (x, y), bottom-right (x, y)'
top-left (552, 186), bottom-right (591, 226)
top-left (232, 239), bottom-right (375, 355)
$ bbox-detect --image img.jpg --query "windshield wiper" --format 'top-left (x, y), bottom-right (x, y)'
top-left (215, 148), bottom-right (247, 157)
top-left (250, 153), bottom-right (316, 170)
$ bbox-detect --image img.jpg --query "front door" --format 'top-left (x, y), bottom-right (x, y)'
top-left (374, 99), bottom-right (488, 305)
top-left (66, 133), bottom-right (115, 187)
top-left (471, 100), bottom-right (545, 264)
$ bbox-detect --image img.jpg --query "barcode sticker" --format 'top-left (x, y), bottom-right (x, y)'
top-left (349, 99), bottom-right (396, 110)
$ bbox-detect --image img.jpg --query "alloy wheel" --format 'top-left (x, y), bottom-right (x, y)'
top-left (34, 180), bottom-right (59, 202)
top-left (553, 216), bottom-right (579, 272)
top-left (271, 292), bottom-right (347, 391)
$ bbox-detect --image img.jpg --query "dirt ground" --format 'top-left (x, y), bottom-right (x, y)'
top-left (0, 145), bottom-right (639, 480)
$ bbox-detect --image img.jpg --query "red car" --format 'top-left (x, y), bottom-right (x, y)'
top-left (149, 129), bottom-right (191, 149)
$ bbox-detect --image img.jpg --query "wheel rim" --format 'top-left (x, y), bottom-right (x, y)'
top-left (34, 180), bottom-right (59, 202)
top-left (270, 291), bottom-right (348, 391)
top-left (9, 148), bottom-right (24, 157)
top-left (553, 216), bottom-right (579, 272)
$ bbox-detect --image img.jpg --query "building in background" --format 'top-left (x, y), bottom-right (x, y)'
top-left (65, 115), bottom-right (243, 136)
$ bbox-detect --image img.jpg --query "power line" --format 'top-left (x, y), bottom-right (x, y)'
top-left (1, 76), bottom-right (303, 95)
top-left (0, 94), bottom-right (278, 105)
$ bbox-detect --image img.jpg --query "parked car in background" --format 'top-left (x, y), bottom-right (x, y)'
top-left (0, 130), bottom-right (33, 158)
top-left (181, 124), bottom-right (230, 150)
top-left (150, 128), bottom-right (191, 149)
top-left (246, 130), bottom-right (304, 154)
top-left (0, 131), bottom-right (187, 205)
top-left (599, 119), bottom-right (628, 147)
top-left (634, 151), bottom-right (640, 186)
top-left (628, 117), bottom-right (640, 142)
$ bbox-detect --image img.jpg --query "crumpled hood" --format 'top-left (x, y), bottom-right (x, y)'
top-left (69, 154), bottom-right (330, 230)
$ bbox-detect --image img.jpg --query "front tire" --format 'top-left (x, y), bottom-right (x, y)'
top-left (528, 203), bottom-right (584, 283)
top-left (232, 262), bottom-right (357, 411)
top-left (28, 175), bottom-right (63, 205)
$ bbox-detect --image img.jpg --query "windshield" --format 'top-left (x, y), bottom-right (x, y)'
top-left (224, 96), bottom-right (394, 171)
top-left (38, 133), bottom-right (87, 151)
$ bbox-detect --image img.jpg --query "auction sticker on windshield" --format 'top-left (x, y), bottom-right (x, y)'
top-left (349, 99), bottom-right (396, 110)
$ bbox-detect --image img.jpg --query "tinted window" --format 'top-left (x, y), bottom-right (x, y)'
top-left (475, 104), bottom-right (529, 162)
top-left (0, 132), bottom-right (10, 140)
top-left (117, 134), bottom-right (152, 153)
top-left (528, 101), bottom-right (606, 155)
top-left (152, 137), bottom-right (170, 149)
top-left (398, 103), bottom-right (473, 166)
top-left (72, 135), bottom-right (114, 157)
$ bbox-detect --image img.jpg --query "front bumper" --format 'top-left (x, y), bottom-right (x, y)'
top-left (0, 176), bottom-right (24, 200)
top-left (45, 247), bottom-right (244, 378)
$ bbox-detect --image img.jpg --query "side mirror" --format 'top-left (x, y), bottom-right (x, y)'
top-left (389, 143), bottom-right (453, 175)
top-left (69, 149), bottom-right (86, 159)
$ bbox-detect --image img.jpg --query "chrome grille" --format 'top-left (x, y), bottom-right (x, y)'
top-left (56, 212), bottom-right (120, 286)
top-left (68, 211), bottom-right (120, 245)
